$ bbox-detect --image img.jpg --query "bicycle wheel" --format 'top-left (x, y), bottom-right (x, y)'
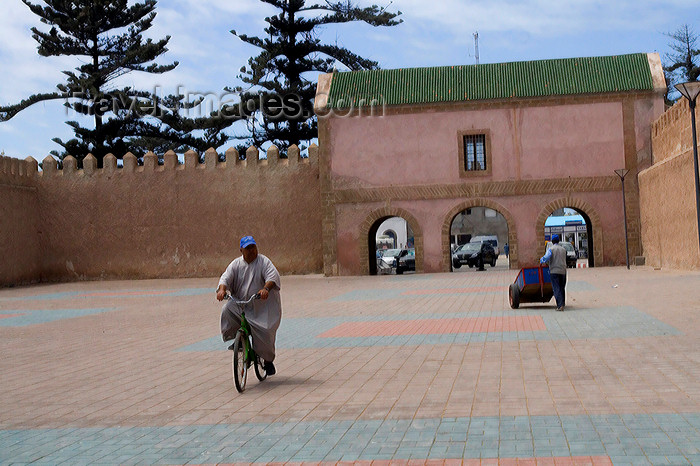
top-left (232, 331), bottom-right (247, 392)
top-left (254, 352), bottom-right (267, 381)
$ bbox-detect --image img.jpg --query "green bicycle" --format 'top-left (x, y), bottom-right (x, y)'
top-left (225, 292), bottom-right (267, 392)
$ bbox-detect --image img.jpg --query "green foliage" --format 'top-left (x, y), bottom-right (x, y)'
top-left (0, 0), bottom-right (230, 166)
top-left (663, 24), bottom-right (700, 104)
top-left (231, 0), bottom-right (402, 151)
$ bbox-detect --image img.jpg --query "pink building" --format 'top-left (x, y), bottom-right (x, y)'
top-left (315, 53), bottom-right (666, 275)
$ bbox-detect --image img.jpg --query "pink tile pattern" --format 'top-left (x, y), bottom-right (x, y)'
top-left (318, 316), bottom-right (546, 338)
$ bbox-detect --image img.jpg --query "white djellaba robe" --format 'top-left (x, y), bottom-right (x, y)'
top-left (219, 254), bottom-right (281, 362)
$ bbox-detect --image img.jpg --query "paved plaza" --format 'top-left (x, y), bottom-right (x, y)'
top-left (2, 265), bottom-right (700, 465)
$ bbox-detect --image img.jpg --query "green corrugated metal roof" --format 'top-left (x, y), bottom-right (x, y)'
top-left (326, 53), bottom-right (654, 108)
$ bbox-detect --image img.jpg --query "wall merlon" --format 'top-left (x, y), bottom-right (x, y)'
top-left (143, 152), bottom-right (157, 171)
top-left (25, 144), bottom-right (317, 184)
top-left (288, 144), bottom-right (299, 166)
top-left (205, 147), bottom-right (218, 170)
top-left (41, 156), bottom-right (57, 176)
top-left (83, 153), bottom-right (97, 175)
top-left (0, 156), bottom-right (38, 179)
top-left (307, 143), bottom-right (318, 165)
top-left (266, 145), bottom-right (279, 167)
top-left (226, 148), bottom-right (240, 167)
top-left (184, 150), bottom-right (199, 169)
top-left (0, 155), bottom-right (37, 182)
top-left (63, 156), bottom-right (77, 176)
top-left (104, 154), bottom-right (117, 175)
top-left (25, 157), bottom-right (38, 177)
top-left (164, 150), bottom-right (178, 170)
top-left (246, 146), bottom-right (259, 167)
top-left (123, 152), bottom-right (138, 173)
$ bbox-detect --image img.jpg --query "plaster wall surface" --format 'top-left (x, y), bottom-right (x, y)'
top-left (0, 156), bottom-right (41, 285)
top-left (329, 102), bottom-right (627, 187)
top-left (641, 99), bottom-right (700, 270)
top-left (652, 98), bottom-right (699, 164)
top-left (324, 95), bottom-right (660, 276)
top-left (0, 149), bottom-right (323, 286)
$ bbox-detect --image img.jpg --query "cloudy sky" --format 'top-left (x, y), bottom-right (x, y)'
top-left (0, 0), bottom-right (698, 160)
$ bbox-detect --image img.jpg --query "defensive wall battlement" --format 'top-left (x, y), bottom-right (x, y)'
top-left (640, 99), bottom-right (700, 269)
top-left (0, 145), bottom-right (323, 286)
top-left (651, 98), bottom-right (700, 164)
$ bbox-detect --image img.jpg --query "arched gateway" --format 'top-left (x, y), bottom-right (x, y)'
top-left (535, 198), bottom-right (604, 268)
top-left (315, 53), bottom-right (666, 275)
top-left (361, 207), bottom-right (423, 276)
top-left (442, 198), bottom-right (518, 272)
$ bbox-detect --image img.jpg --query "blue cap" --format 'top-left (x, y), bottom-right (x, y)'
top-left (551, 234), bottom-right (560, 242)
top-left (240, 235), bottom-right (256, 248)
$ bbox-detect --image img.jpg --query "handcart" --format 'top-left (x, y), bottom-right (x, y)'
top-left (508, 264), bottom-right (553, 309)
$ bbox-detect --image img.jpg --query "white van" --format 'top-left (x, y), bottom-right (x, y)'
top-left (470, 235), bottom-right (499, 255)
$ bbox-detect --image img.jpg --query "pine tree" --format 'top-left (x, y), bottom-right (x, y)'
top-left (231, 0), bottom-right (402, 152)
top-left (664, 24), bottom-right (700, 103)
top-left (0, 0), bottom-right (190, 166)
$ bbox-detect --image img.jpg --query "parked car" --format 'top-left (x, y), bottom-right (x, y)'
top-left (452, 242), bottom-right (497, 269)
top-left (378, 248), bottom-right (415, 274)
top-left (396, 248), bottom-right (415, 274)
top-left (470, 235), bottom-right (500, 256)
top-left (545, 241), bottom-right (577, 268)
top-left (378, 248), bottom-right (401, 270)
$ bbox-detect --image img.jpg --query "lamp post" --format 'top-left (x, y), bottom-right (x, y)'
top-left (614, 169), bottom-right (630, 269)
top-left (674, 81), bottom-right (700, 254)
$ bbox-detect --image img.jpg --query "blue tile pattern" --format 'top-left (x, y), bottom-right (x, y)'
top-left (2, 414), bottom-right (699, 464)
top-left (0, 308), bottom-right (115, 327)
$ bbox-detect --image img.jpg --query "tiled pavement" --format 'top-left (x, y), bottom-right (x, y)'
top-left (1, 265), bottom-right (700, 465)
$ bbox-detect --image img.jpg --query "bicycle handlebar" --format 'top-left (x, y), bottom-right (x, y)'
top-left (223, 291), bottom-right (260, 305)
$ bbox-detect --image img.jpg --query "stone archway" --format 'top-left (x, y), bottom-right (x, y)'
top-left (360, 207), bottom-right (423, 276)
top-left (535, 197), bottom-right (603, 267)
top-left (441, 198), bottom-right (518, 272)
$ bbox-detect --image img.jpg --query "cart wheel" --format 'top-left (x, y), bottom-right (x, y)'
top-left (509, 283), bottom-right (520, 309)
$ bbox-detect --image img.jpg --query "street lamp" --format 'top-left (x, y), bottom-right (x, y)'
top-left (674, 81), bottom-right (700, 254)
top-left (614, 168), bottom-right (630, 269)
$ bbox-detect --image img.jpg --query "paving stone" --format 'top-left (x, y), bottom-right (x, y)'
top-left (2, 268), bottom-right (700, 464)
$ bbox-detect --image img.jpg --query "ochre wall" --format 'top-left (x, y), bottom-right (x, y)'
top-left (0, 156), bottom-right (42, 285)
top-left (0, 147), bottom-right (323, 286)
top-left (640, 99), bottom-right (700, 269)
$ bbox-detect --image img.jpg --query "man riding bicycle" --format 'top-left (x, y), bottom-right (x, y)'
top-left (216, 235), bottom-right (281, 375)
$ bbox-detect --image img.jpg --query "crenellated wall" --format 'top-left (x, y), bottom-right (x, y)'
top-left (0, 156), bottom-right (42, 285)
top-left (0, 145), bottom-right (323, 286)
top-left (640, 99), bottom-right (700, 269)
top-left (651, 98), bottom-right (700, 164)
